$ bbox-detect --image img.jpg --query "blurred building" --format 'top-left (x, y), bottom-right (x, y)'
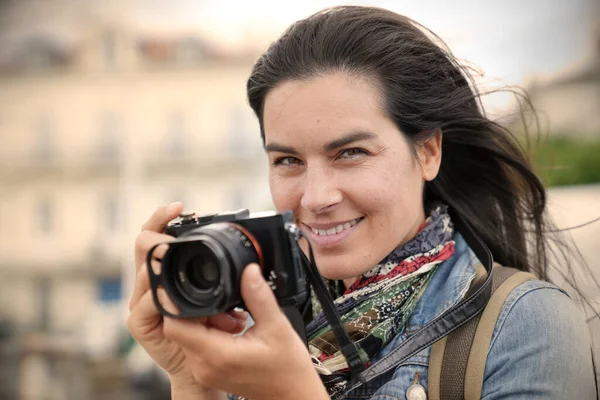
top-left (526, 29), bottom-right (600, 137)
top-left (0, 1), bottom-right (270, 398)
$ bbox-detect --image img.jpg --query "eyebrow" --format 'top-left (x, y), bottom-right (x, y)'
top-left (264, 131), bottom-right (377, 154)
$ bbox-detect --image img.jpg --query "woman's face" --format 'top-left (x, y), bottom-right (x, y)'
top-left (263, 73), bottom-right (441, 281)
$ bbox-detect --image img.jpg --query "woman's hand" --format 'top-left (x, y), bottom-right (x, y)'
top-left (162, 261), bottom-right (330, 400)
top-left (127, 203), bottom-right (248, 399)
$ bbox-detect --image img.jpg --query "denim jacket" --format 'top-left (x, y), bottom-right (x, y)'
top-left (344, 233), bottom-right (596, 399)
top-left (229, 233), bottom-right (596, 399)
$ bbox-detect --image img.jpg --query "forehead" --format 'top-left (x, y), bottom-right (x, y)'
top-left (263, 74), bottom-right (388, 144)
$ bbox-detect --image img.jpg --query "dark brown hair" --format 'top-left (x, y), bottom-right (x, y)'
top-left (246, 5), bottom-right (590, 289)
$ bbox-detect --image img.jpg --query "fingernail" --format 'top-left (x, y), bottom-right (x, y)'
top-left (236, 319), bottom-right (247, 331)
top-left (167, 201), bottom-right (181, 214)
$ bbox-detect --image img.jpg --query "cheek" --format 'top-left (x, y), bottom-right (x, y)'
top-left (268, 173), bottom-right (300, 211)
top-left (353, 160), bottom-right (421, 214)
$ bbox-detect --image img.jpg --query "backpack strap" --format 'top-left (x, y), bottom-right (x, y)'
top-left (428, 262), bottom-right (488, 400)
top-left (429, 264), bottom-right (536, 400)
top-left (464, 267), bottom-right (536, 399)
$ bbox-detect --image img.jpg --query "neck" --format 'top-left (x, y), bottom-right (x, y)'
top-left (343, 277), bottom-right (358, 290)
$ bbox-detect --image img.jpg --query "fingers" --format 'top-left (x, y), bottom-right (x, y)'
top-left (157, 287), bottom-right (182, 316)
top-left (206, 313), bottom-right (247, 334)
top-left (128, 263), bottom-right (160, 312)
top-left (240, 263), bottom-right (284, 327)
top-left (160, 289), bottom-right (247, 333)
top-left (134, 231), bottom-right (174, 273)
top-left (135, 202), bottom-right (183, 271)
top-left (128, 290), bottom-right (163, 341)
top-left (129, 265), bottom-right (150, 312)
top-left (142, 202), bottom-right (183, 233)
top-left (162, 308), bottom-right (250, 356)
top-left (163, 315), bottom-right (234, 361)
top-left (228, 310), bottom-right (249, 323)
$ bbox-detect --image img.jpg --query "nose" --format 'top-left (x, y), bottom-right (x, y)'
top-left (300, 166), bottom-right (342, 214)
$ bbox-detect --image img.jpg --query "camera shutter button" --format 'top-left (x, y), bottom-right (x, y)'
top-left (179, 212), bottom-right (196, 223)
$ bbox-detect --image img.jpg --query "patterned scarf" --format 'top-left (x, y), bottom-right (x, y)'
top-left (307, 204), bottom-right (455, 398)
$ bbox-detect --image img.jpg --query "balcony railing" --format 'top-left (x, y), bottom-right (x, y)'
top-left (0, 144), bottom-right (265, 183)
top-left (0, 153), bottom-right (122, 183)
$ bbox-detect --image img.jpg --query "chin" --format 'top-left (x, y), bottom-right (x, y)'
top-left (314, 260), bottom-right (363, 281)
top-left (301, 243), bottom-right (371, 280)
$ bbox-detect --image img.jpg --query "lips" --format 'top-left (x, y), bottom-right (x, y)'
top-left (307, 217), bottom-right (362, 236)
top-left (301, 217), bottom-right (364, 248)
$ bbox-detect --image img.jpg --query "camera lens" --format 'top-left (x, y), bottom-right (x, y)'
top-left (185, 252), bottom-right (221, 291)
top-left (162, 223), bottom-right (261, 314)
top-left (173, 241), bottom-right (224, 303)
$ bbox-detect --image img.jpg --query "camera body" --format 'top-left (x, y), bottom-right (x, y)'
top-left (147, 209), bottom-right (308, 319)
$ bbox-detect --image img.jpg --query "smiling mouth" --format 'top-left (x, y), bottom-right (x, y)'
top-left (307, 217), bottom-right (364, 236)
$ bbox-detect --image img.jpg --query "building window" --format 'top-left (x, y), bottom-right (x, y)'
top-left (164, 110), bottom-right (186, 156)
top-left (173, 37), bottom-right (205, 66)
top-left (37, 198), bottom-right (53, 235)
top-left (20, 36), bottom-right (70, 71)
top-left (102, 196), bottom-right (119, 232)
top-left (36, 277), bottom-right (51, 331)
top-left (96, 112), bottom-right (120, 161)
top-left (103, 30), bottom-right (117, 69)
top-left (98, 278), bottom-right (122, 303)
top-left (34, 115), bottom-right (55, 161)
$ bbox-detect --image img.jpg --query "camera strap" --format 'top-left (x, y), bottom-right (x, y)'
top-left (299, 231), bottom-right (365, 377)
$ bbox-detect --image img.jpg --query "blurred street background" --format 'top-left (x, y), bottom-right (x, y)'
top-left (0, 0), bottom-right (598, 398)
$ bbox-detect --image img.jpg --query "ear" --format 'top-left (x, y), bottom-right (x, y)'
top-left (417, 129), bottom-right (442, 181)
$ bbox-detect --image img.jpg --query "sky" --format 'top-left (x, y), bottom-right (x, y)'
top-left (125, 0), bottom-right (599, 87)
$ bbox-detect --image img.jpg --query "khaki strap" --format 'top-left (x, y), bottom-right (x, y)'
top-left (440, 312), bottom-right (484, 399)
top-left (440, 263), bottom-right (489, 399)
top-left (428, 335), bottom-right (447, 400)
top-left (464, 270), bottom-right (536, 400)
top-left (428, 263), bottom-right (486, 400)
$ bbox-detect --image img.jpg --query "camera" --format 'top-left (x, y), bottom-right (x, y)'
top-left (146, 209), bottom-right (309, 318)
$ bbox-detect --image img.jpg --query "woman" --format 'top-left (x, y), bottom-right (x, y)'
top-left (128, 6), bottom-right (596, 399)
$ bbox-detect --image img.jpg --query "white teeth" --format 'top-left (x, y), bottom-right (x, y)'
top-left (311, 218), bottom-right (362, 236)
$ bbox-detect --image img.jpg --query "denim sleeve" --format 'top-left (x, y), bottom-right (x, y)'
top-left (481, 281), bottom-right (597, 399)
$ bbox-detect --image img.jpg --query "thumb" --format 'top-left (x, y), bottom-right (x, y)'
top-left (240, 263), bottom-right (284, 326)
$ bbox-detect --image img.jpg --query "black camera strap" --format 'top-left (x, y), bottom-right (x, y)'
top-left (298, 231), bottom-right (365, 377)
